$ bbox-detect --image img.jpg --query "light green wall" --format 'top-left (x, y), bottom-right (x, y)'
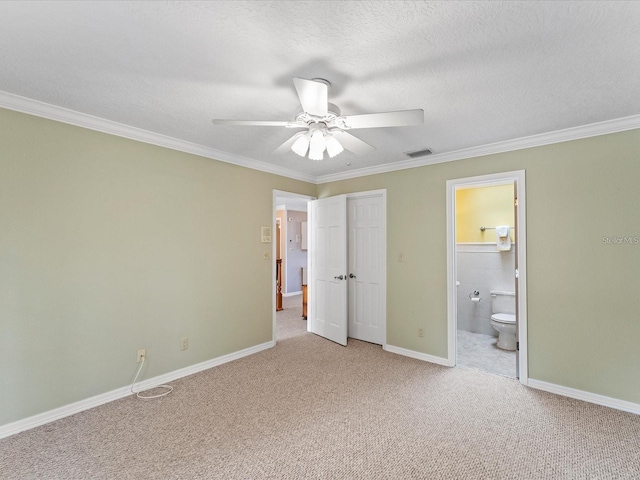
top-left (0, 107), bottom-right (315, 426)
top-left (3, 105), bottom-right (640, 428)
top-left (319, 129), bottom-right (640, 404)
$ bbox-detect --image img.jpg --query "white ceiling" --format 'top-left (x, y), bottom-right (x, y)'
top-left (1, 1), bottom-right (640, 182)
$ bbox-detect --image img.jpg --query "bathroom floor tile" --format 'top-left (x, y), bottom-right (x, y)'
top-left (457, 330), bottom-right (517, 378)
top-left (492, 352), bottom-right (517, 377)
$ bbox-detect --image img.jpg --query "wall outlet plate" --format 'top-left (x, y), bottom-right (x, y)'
top-left (181, 337), bottom-right (189, 351)
top-left (137, 349), bottom-right (146, 362)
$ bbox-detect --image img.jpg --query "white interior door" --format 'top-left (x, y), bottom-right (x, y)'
top-left (308, 195), bottom-right (348, 346)
top-left (348, 195), bottom-right (385, 345)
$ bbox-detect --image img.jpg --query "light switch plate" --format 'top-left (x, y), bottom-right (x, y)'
top-left (261, 226), bottom-right (271, 243)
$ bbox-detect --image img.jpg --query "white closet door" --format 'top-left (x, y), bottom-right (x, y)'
top-left (348, 195), bottom-right (385, 345)
top-left (308, 195), bottom-right (348, 346)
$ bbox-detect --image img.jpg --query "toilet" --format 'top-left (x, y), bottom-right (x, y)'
top-left (490, 290), bottom-right (517, 350)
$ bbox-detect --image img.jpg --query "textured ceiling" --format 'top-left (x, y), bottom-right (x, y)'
top-left (1, 1), bottom-right (640, 181)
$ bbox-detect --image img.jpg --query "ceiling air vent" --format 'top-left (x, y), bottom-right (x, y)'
top-left (404, 148), bottom-right (433, 159)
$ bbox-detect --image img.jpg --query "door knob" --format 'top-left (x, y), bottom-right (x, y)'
top-left (349, 273), bottom-right (356, 278)
top-left (334, 275), bottom-right (344, 280)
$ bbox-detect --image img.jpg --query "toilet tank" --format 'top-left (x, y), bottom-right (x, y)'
top-left (490, 290), bottom-right (516, 314)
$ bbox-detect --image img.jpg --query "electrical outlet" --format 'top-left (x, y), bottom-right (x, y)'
top-left (181, 337), bottom-right (189, 351)
top-left (418, 328), bottom-right (424, 338)
top-left (137, 349), bottom-right (146, 363)
top-left (399, 252), bottom-right (405, 262)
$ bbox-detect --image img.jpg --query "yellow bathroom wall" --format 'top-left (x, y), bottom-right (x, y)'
top-left (456, 184), bottom-right (514, 243)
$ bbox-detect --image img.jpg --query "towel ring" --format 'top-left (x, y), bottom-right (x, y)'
top-left (480, 226), bottom-right (514, 232)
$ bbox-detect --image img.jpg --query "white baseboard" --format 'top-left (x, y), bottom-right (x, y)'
top-left (384, 347), bottom-right (640, 415)
top-left (283, 291), bottom-right (302, 297)
top-left (528, 378), bottom-right (640, 415)
top-left (0, 340), bottom-right (275, 440)
top-left (384, 344), bottom-right (453, 367)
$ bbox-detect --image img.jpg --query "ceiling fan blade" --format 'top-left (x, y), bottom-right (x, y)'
top-left (340, 109), bottom-right (424, 129)
top-left (331, 131), bottom-right (376, 156)
top-left (273, 133), bottom-right (302, 155)
top-left (212, 119), bottom-right (300, 127)
top-left (293, 77), bottom-right (328, 117)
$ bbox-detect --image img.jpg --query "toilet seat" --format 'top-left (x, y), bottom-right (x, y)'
top-left (491, 313), bottom-right (515, 324)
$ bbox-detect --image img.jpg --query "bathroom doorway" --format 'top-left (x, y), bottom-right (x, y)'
top-left (446, 171), bottom-right (528, 384)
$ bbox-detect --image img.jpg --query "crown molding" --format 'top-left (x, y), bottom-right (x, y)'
top-left (3, 89), bottom-right (640, 186)
top-left (0, 90), bottom-right (316, 184)
top-left (315, 113), bottom-right (640, 184)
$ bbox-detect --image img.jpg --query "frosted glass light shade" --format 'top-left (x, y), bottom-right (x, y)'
top-left (291, 135), bottom-right (310, 157)
top-left (308, 130), bottom-right (326, 160)
top-left (325, 135), bottom-right (344, 158)
top-left (308, 147), bottom-right (324, 161)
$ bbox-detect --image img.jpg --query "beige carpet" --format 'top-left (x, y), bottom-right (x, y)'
top-left (1, 295), bottom-right (640, 479)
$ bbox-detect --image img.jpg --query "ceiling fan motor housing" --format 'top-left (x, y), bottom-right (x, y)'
top-left (294, 103), bottom-right (341, 126)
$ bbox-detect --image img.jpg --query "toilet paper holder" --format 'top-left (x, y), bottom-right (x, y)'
top-left (468, 291), bottom-right (481, 301)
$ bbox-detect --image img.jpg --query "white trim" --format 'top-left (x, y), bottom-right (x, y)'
top-left (0, 340), bottom-right (274, 440)
top-left (528, 379), bottom-right (640, 415)
top-left (0, 90), bottom-right (315, 184)
top-left (3, 89), bottom-right (640, 186)
top-left (446, 170), bottom-right (528, 385)
top-left (384, 344), bottom-right (453, 367)
top-left (316, 114), bottom-right (640, 184)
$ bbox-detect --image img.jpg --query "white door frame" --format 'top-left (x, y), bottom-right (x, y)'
top-left (446, 170), bottom-right (528, 384)
top-left (272, 190), bottom-right (316, 344)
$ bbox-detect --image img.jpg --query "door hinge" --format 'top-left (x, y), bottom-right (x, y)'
top-left (514, 197), bottom-right (519, 207)
top-left (516, 341), bottom-right (519, 351)
top-left (515, 268), bottom-right (519, 278)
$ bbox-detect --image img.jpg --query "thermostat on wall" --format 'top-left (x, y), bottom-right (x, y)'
top-left (261, 227), bottom-right (271, 243)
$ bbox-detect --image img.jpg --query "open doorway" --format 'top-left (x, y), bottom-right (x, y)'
top-left (272, 190), bottom-right (315, 343)
top-left (446, 171), bottom-right (528, 384)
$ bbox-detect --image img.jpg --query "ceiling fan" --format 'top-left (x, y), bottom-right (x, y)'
top-left (212, 77), bottom-right (424, 161)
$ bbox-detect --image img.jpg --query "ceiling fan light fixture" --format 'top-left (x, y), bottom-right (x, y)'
top-left (325, 134), bottom-right (344, 158)
top-left (291, 134), bottom-right (310, 157)
top-left (309, 129), bottom-right (325, 152)
top-left (212, 77), bottom-right (423, 162)
top-left (308, 147), bottom-right (324, 161)
top-left (308, 129), bottom-right (326, 160)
